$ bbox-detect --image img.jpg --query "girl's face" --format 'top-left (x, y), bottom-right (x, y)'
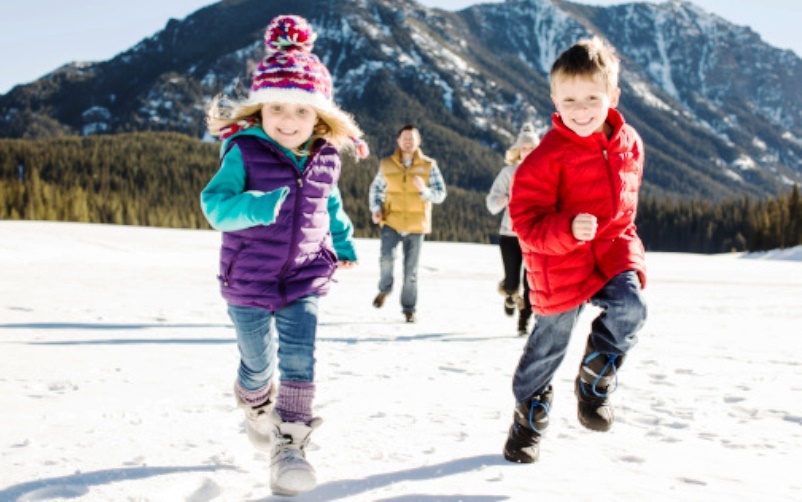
top-left (518, 142), bottom-right (537, 162)
top-left (551, 74), bottom-right (619, 137)
top-left (261, 102), bottom-right (318, 150)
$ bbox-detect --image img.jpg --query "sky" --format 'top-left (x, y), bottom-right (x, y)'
top-left (1, 220), bottom-right (801, 500)
top-left (0, 0), bottom-right (800, 94)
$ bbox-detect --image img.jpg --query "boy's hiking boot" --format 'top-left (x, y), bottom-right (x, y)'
top-left (503, 386), bottom-right (553, 463)
top-left (235, 383), bottom-right (277, 452)
top-left (575, 340), bottom-right (625, 432)
top-left (270, 412), bottom-right (323, 496)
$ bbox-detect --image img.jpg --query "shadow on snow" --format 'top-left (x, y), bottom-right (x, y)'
top-left (253, 454), bottom-right (512, 502)
top-left (0, 465), bottom-right (238, 500)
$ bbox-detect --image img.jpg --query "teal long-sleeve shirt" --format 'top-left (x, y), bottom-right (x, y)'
top-left (200, 128), bottom-right (358, 262)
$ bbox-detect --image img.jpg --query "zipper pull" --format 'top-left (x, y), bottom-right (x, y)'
top-left (603, 149), bottom-right (608, 160)
top-left (297, 178), bottom-right (303, 187)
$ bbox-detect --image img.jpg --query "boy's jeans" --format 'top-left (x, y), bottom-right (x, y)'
top-left (512, 271), bottom-right (647, 403)
top-left (227, 295), bottom-right (319, 391)
top-left (378, 225), bottom-right (424, 313)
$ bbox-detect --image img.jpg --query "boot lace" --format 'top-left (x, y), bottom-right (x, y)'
top-left (581, 352), bottom-right (620, 398)
top-left (527, 399), bottom-right (550, 433)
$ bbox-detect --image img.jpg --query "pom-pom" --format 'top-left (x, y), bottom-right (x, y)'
top-left (352, 137), bottom-right (370, 160)
top-left (265, 15), bottom-right (317, 54)
top-left (218, 117), bottom-right (259, 139)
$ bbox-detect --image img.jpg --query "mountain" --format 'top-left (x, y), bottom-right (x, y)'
top-left (1, 0), bottom-right (801, 200)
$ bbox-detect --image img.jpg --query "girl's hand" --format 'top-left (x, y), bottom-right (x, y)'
top-left (337, 260), bottom-right (357, 270)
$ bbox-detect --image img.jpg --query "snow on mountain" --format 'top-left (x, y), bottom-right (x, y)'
top-left (2, 0), bottom-right (801, 198)
top-left (2, 221), bottom-right (801, 500)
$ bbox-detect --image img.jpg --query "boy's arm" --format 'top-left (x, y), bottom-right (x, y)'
top-left (200, 144), bottom-right (289, 232)
top-left (486, 167), bottom-right (512, 215)
top-left (509, 150), bottom-right (582, 255)
top-left (328, 185), bottom-right (358, 262)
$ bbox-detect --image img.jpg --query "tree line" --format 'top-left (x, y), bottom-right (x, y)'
top-left (1, 132), bottom-right (800, 253)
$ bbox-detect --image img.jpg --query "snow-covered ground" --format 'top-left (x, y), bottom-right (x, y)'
top-left (1, 221), bottom-right (800, 501)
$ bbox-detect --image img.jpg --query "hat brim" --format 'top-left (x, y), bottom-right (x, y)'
top-left (245, 88), bottom-right (336, 114)
top-left (245, 87), bottom-right (362, 147)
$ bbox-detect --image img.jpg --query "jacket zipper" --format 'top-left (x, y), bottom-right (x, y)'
top-left (603, 147), bottom-right (620, 222)
top-left (277, 148), bottom-right (319, 304)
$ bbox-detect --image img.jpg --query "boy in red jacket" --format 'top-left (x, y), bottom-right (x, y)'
top-left (503, 37), bottom-right (648, 463)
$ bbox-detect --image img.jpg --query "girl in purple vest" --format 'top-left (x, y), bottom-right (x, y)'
top-left (200, 15), bottom-right (368, 497)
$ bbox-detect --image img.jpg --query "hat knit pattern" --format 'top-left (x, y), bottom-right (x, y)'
top-left (515, 122), bottom-right (538, 146)
top-left (249, 15), bottom-right (333, 110)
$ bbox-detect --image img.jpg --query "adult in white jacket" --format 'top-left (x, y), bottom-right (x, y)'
top-left (486, 123), bottom-right (540, 335)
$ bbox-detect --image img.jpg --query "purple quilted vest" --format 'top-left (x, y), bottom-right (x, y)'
top-left (218, 135), bottom-right (340, 310)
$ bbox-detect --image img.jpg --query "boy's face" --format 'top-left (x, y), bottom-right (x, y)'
top-left (261, 102), bottom-right (318, 150)
top-left (551, 74), bottom-right (620, 137)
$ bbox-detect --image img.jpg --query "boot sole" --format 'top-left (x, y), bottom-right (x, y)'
top-left (271, 470), bottom-right (316, 496)
top-left (577, 413), bottom-right (613, 432)
top-left (503, 449), bottom-right (538, 463)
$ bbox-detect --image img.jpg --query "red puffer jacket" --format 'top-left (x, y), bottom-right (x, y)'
top-left (509, 108), bottom-right (647, 315)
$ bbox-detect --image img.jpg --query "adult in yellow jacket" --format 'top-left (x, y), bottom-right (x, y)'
top-left (368, 124), bottom-right (447, 322)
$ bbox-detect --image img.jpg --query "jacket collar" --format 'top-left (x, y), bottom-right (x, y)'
top-left (551, 108), bottom-right (626, 149)
top-left (391, 148), bottom-right (427, 168)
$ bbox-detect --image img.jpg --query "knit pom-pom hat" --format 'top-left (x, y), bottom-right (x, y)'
top-left (513, 122), bottom-right (539, 148)
top-left (247, 15), bottom-right (333, 112)
top-left (237, 14), bottom-right (368, 159)
top-left (505, 122), bottom-right (540, 164)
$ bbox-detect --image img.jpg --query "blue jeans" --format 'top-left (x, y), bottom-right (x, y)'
top-left (512, 271), bottom-right (647, 402)
top-left (227, 295), bottom-right (319, 391)
top-left (378, 225), bottom-right (424, 313)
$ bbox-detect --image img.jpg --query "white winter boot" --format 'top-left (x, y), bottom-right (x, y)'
top-left (234, 383), bottom-right (277, 452)
top-left (269, 412), bottom-right (323, 496)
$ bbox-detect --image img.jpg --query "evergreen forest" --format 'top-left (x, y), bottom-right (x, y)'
top-left (1, 132), bottom-right (800, 253)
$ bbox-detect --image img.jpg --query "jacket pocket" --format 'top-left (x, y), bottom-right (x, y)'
top-left (219, 243), bottom-right (247, 287)
top-left (320, 246), bottom-right (338, 279)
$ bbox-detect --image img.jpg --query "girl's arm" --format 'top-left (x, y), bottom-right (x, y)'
top-left (200, 145), bottom-right (289, 232)
top-left (328, 185), bottom-right (358, 262)
top-left (486, 167), bottom-right (512, 215)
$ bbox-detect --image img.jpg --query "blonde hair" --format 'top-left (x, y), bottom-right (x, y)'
top-left (206, 94), bottom-right (365, 155)
top-left (550, 36), bottom-right (620, 93)
top-left (504, 122), bottom-right (539, 165)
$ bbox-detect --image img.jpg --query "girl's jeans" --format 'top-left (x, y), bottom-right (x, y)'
top-left (227, 295), bottom-right (319, 391)
top-left (512, 271), bottom-right (647, 403)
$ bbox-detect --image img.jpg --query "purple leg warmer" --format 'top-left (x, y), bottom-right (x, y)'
top-left (277, 381), bottom-right (315, 424)
top-left (236, 380), bottom-right (274, 408)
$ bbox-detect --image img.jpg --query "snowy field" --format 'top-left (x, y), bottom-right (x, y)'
top-left (1, 221), bottom-right (801, 501)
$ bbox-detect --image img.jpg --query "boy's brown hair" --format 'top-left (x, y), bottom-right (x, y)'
top-left (550, 36), bottom-right (620, 93)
